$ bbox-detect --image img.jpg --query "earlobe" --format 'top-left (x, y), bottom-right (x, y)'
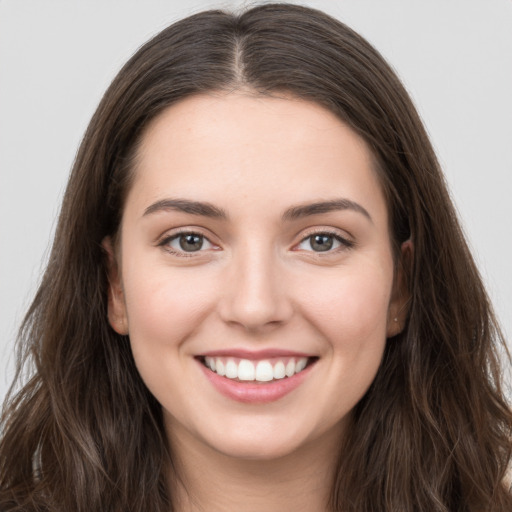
top-left (102, 236), bottom-right (129, 335)
top-left (386, 239), bottom-right (413, 338)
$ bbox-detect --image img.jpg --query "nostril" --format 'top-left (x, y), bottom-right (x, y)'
top-left (218, 295), bottom-right (294, 332)
top-left (216, 262), bottom-right (294, 331)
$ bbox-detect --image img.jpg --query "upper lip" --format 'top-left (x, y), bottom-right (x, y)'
top-left (199, 348), bottom-right (315, 360)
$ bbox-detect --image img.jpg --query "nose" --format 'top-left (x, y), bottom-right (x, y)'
top-left (218, 243), bottom-right (293, 333)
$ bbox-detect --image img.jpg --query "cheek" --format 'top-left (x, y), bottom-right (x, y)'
top-left (121, 263), bottom-right (218, 350)
top-left (297, 259), bottom-right (393, 349)
top-left (296, 262), bottom-right (393, 416)
top-left (120, 264), bottom-right (222, 402)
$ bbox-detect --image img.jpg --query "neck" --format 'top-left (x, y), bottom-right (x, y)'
top-left (167, 421), bottom-right (344, 512)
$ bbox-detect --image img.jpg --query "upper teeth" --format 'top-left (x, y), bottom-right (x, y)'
top-left (204, 356), bottom-right (309, 382)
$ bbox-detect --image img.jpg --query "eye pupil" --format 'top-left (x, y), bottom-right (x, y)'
top-left (311, 234), bottom-right (333, 252)
top-left (179, 234), bottom-right (203, 252)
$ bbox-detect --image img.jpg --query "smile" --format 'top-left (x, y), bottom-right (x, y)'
top-left (197, 351), bottom-right (318, 403)
top-left (202, 356), bottom-right (311, 382)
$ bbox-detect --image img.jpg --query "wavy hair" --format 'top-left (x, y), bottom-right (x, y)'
top-left (1, 4), bottom-right (511, 511)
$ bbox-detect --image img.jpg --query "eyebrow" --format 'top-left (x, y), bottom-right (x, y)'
top-left (142, 197), bottom-right (372, 223)
top-left (143, 198), bottom-right (228, 219)
top-left (282, 199), bottom-right (372, 223)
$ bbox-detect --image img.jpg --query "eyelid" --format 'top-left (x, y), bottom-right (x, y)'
top-left (157, 227), bottom-right (220, 256)
top-left (293, 227), bottom-right (355, 252)
top-left (156, 225), bottom-right (218, 243)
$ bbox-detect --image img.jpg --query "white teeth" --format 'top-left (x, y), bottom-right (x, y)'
top-left (255, 360), bottom-right (274, 381)
top-left (204, 356), bottom-right (312, 382)
top-left (238, 359), bottom-right (255, 381)
top-left (273, 361), bottom-right (286, 380)
top-left (225, 360), bottom-right (238, 379)
top-left (296, 358), bottom-right (307, 373)
top-left (216, 359), bottom-right (225, 376)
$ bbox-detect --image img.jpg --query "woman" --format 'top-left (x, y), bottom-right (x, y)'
top-left (1, 3), bottom-right (511, 511)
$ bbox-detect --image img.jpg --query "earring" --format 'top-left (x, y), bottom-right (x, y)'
top-left (393, 298), bottom-right (411, 324)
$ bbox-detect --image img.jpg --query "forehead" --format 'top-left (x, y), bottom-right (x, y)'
top-left (125, 93), bottom-right (388, 227)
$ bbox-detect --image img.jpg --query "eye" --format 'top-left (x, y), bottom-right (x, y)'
top-left (162, 232), bottom-right (215, 254)
top-left (296, 232), bottom-right (353, 252)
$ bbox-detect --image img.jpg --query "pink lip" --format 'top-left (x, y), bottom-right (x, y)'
top-left (199, 348), bottom-right (313, 360)
top-left (197, 357), bottom-right (317, 404)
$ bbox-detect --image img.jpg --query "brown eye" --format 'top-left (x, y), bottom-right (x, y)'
top-left (163, 232), bottom-right (215, 254)
top-left (178, 233), bottom-right (204, 252)
top-left (310, 234), bottom-right (334, 252)
top-left (297, 232), bottom-right (353, 253)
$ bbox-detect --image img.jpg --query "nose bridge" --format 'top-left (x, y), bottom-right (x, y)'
top-left (219, 237), bottom-right (292, 331)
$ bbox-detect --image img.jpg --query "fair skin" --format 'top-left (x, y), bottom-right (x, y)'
top-left (104, 92), bottom-right (409, 511)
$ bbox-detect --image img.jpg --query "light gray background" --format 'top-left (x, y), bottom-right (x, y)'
top-left (1, 0), bottom-right (511, 404)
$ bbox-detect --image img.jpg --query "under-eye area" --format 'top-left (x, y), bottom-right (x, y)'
top-left (197, 356), bottom-right (319, 383)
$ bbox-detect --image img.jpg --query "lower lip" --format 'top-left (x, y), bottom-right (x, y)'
top-left (198, 359), bottom-right (316, 404)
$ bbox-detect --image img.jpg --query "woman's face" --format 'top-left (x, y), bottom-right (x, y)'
top-left (106, 93), bottom-right (407, 460)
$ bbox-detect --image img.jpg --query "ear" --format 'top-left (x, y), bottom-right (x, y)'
top-left (102, 236), bottom-right (129, 335)
top-left (386, 240), bottom-right (413, 338)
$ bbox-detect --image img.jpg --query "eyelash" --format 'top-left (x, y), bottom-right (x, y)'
top-left (158, 229), bottom-right (216, 258)
top-left (157, 229), bottom-right (354, 257)
top-left (296, 230), bottom-right (355, 254)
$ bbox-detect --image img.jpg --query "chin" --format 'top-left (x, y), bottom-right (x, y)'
top-left (198, 412), bottom-right (346, 463)
top-left (209, 434), bottom-right (306, 461)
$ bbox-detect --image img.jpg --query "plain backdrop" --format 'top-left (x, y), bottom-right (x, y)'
top-left (1, 0), bottom-right (511, 404)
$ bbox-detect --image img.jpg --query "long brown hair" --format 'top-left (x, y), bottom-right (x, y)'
top-left (1, 4), bottom-right (511, 511)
